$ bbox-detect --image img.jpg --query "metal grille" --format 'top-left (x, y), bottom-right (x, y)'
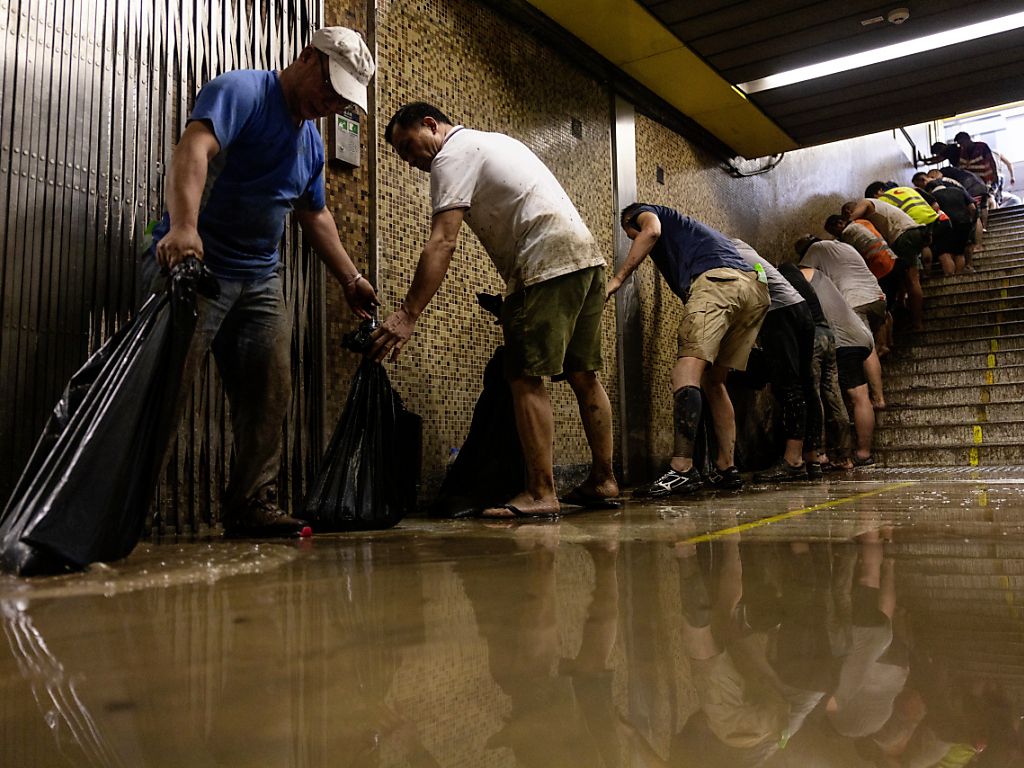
top-left (0, 0), bottom-right (325, 532)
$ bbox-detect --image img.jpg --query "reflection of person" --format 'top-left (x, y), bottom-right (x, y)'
top-left (609, 205), bottom-right (770, 496)
top-left (147, 27), bottom-right (379, 537)
top-left (374, 102), bottom-right (618, 518)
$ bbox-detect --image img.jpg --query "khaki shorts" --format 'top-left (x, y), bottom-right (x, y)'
top-left (854, 298), bottom-right (887, 334)
top-left (679, 268), bottom-right (769, 371)
top-left (691, 650), bottom-right (788, 749)
top-left (501, 266), bottom-right (605, 378)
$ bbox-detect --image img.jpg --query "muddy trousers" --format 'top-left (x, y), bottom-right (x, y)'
top-left (758, 302), bottom-right (816, 445)
top-left (808, 327), bottom-right (851, 457)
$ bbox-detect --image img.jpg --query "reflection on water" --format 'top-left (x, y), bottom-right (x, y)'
top-left (1, 478), bottom-right (1023, 766)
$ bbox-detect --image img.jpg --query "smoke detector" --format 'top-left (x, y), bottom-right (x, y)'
top-left (887, 7), bottom-right (911, 24)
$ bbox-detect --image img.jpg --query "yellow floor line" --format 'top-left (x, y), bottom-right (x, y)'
top-left (683, 482), bottom-right (917, 543)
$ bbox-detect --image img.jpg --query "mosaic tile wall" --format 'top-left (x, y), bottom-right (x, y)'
top-left (371, 0), bottom-right (620, 489)
top-left (632, 116), bottom-right (916, 466)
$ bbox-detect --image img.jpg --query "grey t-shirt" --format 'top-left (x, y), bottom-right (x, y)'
top-left (805, 270), bottom-right (873, 350)
top-left (732, 239), bottom-right (804, 311)
top-left (800, 240), bottom-right (884, 309)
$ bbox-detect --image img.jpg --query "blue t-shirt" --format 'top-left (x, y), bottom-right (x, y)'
top-left (625, 205), bottom-right (752, 299)
top-left (152, 70), bottom-right (326, 281)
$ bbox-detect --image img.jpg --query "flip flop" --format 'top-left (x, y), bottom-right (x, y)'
top-left (479, 504), bottom-right (559, 520)
top-left (559, 488), bottom-right (624, 510)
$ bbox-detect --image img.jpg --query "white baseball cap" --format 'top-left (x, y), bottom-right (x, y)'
top-left (311, 27), bottom-right (375, 112)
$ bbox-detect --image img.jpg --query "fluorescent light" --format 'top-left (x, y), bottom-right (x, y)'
top-left (737, 11), bottom-right (1024, 94)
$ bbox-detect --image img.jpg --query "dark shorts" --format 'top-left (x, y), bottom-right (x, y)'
top-left (836, 346), bottom-right (870, 391)
top-left (501, 266), bottom-right (605, 378)
top-left (877, 260), bottom-right (907, 308)
top-left (932, 220), bottom-right (972, 256)
top-left (891, 227), bottom-right (928, 270)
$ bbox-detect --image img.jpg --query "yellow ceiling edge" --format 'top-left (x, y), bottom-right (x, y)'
top-left (524, 0), bottom-right (799, 157)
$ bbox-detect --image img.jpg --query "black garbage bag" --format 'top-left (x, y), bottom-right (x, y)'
top-left (432, 293), bottom-right (525, 518)
top-left (304, 335), bottom-right (423, 530)
top-left (0, 259), bottom-right (219, 576)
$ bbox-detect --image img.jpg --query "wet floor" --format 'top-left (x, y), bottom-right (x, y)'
top-left (2, 469), bottom-right (1023, 767)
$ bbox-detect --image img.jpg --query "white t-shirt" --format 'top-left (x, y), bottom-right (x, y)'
top-left (800, 240), bottom-right (884, 309)
top-left (866, 199), bottom-right (916, 244)
top-left (731, 239), bottom-right (804, 311)
top-left (430, 127), bottom-right (604, 294)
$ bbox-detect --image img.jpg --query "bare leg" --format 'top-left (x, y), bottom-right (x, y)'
top-left (483, 375), bottom-right (559, 517)
top-left (701, 363), bottom-right (737, 470)
top-left (566, 371), bottom-right (619, 498)
top-left (864, 349), bottom-right (886, 409)
top-left (904, 267), bottom-right (924, 331)
top-left (938, 252), bottom-right (955, 277)
top-left (847, 383), bottom-right (875, 460)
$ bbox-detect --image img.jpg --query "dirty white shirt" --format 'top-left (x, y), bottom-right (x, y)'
top-left (430, 127), bottom-right (604, 294)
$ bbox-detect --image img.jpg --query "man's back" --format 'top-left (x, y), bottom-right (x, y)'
top-left (864, 199), bottom-right (916, 244)
top-left (800, 240), bottom-right (882, 308)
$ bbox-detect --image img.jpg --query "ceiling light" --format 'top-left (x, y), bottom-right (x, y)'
top-left (737, 11), bottom-right (1024, 95)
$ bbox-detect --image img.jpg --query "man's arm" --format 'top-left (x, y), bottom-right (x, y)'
top-left (155, 120), bottom-right (221, 268)
top-left (295, 206), bottom-right (379, 319)
top-left (997, 152), bottom-right (1015, 184)
top-left (368, 207), bottom-right (465, 363)
top-left (843, 198), bottom-right (875, 224)
top-left (606, 211), bottom-right (661, 298)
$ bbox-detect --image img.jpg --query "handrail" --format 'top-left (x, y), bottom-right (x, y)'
top-left (899, 126), bottom-right (929, 167)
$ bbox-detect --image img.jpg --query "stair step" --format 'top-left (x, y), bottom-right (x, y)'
top-left (884, 363), bottom-right (1024, 391)
top-left (874, 420), bottom-right (1024, 448)
top-left (889, 334), bottom-right (1021, 359)
top-left (885, 349), bottom-right (1024, 375)
top-left (884, 380), bottom-right (1024, 406)
top-left (877, 401), bottom-right (1021, 427)
top-left (925, 260), bottom-right (1024, 281)
top-left (925, 274), bottom-right (1024, 298)
top-left (924, 307), bottom-right (1024, 332)
top-left (876, 442), bottom-right (1024, 466)
top-left (925, 292), bottom-right (1024, 317)
top-left (901, 318), bottom-right (1024, 343)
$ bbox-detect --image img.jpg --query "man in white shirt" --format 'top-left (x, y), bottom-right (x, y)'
top-left (370, 102), bottom-right (618, 518)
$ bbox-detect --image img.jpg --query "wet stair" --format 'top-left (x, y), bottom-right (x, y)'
top-left (876, 205), bottom-right (1024, 466)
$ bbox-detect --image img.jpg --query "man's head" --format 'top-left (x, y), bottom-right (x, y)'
top-left (311, 27), bottom-right (375, 112)
top-left (864, 181), bottom-right (891, 198)
top-left (926, 169), bottom-right (943, 180)
top-left (954, 130), bottom-right (974, 149)
top-left (384, 102), bottom-right (454, 172)
top-left (281, 28), bottom-right (374, 121)
top-left (794, 235), bottom-right (819, 257)
top-left (620, 202), bottom-right (652, 239)
top-left (930, 141), bottom-right (949, 159)
top-left (841, 201), bottom-right (857, 219)
top-left (911, 171), bottom-right (929, 188)
top-left (824, 215), bottom-right (847, 238)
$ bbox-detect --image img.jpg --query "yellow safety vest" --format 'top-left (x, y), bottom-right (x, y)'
top-left (878, 186), bottom-right (938, 226)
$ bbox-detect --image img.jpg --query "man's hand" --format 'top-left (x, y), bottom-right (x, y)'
top-left (605, 274), bottom-right (624, 301)
top-left (156, 223), bottom-right (204, 269)
top-left (368, 306), bottom-right (417, 363)
top-left (343, 275), bottom-right (380, 320)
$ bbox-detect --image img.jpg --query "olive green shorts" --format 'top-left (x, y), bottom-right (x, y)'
top-left (679, 267), bottom-right (770, 371)
top-left (501, 266), bottom-right (605, 378)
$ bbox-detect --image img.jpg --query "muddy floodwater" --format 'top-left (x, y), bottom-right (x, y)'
top-left (2, 470), bottom-right (1022, 767)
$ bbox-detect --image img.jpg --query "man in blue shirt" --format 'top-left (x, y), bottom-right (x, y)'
top-left (608, 204), bottom-right (769, 497)
top-left (149, 27), bottom-right (378, 537)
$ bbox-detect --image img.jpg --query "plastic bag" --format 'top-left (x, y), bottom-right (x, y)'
top-left (304, 352), bottom-right (422, 531)
top-left (0, 259), bottom-right (219, 576)
top-left (432, 293), bottom-right (525, 518)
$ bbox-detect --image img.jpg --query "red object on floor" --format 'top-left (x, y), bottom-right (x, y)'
top-left (300, 526), bottom-right (312, 538)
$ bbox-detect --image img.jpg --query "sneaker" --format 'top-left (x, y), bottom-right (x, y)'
top-left (633, 467), bottom-right (703, 499)
top-left (852, 454), bottom-right (876, 467)
top-left (752, 460), bottom-right (807, 483)
top-left (223, 485), bottom-right (307, 538)
top-left (705, 465), bottom-right (744, 490)
top-left (806, 461), bottom-right (823, 479)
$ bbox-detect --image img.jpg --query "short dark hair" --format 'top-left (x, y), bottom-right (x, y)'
top-left (911, 171), bottom-right (929, 187)
top-left (864, 181), bottom-right (889, 198)
top-left (384, 102), bottom-right (452, 145)
top-left (931, 141), bottom-right (947, 155)
top-left (620, 202), bottom-right (647, 228)
top-left (824, 214), bottom-right (845, 231)
top-left (954, 131), bottom-right (971, 143)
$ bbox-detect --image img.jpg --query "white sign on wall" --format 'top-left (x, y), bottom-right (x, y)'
top-left (332, 110), bottom-right (361, 167)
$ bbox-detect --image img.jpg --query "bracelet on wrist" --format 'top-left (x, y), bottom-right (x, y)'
top-left (344, 272), bottom-right (363, 287)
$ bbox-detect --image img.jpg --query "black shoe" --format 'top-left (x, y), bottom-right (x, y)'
top-left (806, 461), bottom-right (823, 479)
top-left (705, 465), bottom-right (744, 490)
top-left (852, 454), bottom-right (875, 467)
top-left (223, 485), bottom-right (306, 539)
top-left (752, 460), bottom-right (807, 483)
top-left (633, 467), bottom-right (704, 499)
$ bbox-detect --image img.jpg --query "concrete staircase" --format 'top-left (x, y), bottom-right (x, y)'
top-left (876, 205), bottom-right (1024, 466)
